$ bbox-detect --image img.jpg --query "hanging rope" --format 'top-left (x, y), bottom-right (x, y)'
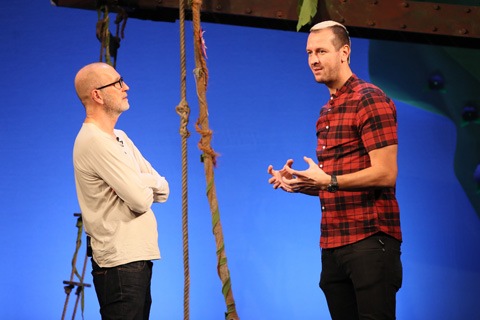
top-left (112, 8), bottom-right (128, 69)
top-left (96, 5), bottom-right (127, 68)
top-left (176, 0), bottom-right (191, 319)
top-left (96, 5), bottom-right (112, 65)
top-left (191, 1), bottom-right (239, 319)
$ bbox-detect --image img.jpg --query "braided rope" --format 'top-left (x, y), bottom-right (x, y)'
top-left (176, 0), bottom-right (191, 319)
top-left (96, 5), bottom-right (126, 67)
top-left (96, 5), bottom-right (111, 65)
top-left (191, 1), bottom-right (239, 319)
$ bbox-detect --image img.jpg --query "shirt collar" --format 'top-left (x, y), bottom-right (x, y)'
top-left (330, 74), bottom-right (358, 99)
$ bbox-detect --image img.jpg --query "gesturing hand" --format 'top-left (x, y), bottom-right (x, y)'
top-left (267, 159), bottom-right (295, 192)
top-left (282, 156), bottom-right (329, 192)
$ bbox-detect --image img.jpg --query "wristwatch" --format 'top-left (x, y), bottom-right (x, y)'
top-left (327, 175), bottom-right (339, 193)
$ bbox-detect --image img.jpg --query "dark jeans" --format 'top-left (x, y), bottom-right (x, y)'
top-left (320, 233), bottom-right (403, 320)
top-left (91, 259), bottom-right (153, 320)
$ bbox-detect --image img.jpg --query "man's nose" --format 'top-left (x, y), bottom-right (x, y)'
top-left (310, 54), bottom-right (320, 65)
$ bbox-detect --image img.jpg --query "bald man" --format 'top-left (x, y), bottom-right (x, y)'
top-left (268, 21), bottom-right (402, 319)
top-left (73, 62), bottom-right (169, 319)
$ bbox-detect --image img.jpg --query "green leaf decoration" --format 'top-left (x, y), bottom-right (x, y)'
top-left (297, 0), bottom-right (318, 31)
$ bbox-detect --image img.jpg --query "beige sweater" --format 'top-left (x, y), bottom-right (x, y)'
top-left (73, 123), bottom-right (169, 267)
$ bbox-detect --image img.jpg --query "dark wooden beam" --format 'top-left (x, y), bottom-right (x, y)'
top-left (52, 0), bottom-right (480, 48)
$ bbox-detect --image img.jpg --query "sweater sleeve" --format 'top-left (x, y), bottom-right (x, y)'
top-left (118, 130), bottom-right (170, 203)
top-left (87, 136), bottom-right (155, 214)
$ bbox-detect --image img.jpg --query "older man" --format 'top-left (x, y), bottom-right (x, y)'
top-left (73, 62), bottom-right (169, 319)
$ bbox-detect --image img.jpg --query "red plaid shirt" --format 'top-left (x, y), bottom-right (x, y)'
top-left (316, 74), bottom-right (401, 249)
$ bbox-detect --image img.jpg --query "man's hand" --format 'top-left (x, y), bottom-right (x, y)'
top-left (282, 156), bottom-right (329, 193)
top-left (267, 159), bottom-right (295, 192)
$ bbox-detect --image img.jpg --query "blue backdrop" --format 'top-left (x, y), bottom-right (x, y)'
top-left (1, 1), bottom-right (479, 319)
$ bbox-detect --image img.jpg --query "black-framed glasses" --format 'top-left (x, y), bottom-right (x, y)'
top-left (96, 77), bottom-right (124, 90)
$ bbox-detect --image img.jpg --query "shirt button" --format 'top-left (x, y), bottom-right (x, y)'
top-left (326, 125), bottom-right (329, 129)
top-left (322, 146), bottom-right (326, 149)
top-left (319, 164), bottom-right (323, 168)
top-left (321, 206), bottom-right (325, 211)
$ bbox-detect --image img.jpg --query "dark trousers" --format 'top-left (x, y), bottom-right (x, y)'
top-left (91, 259), bottom-right (153, 320)
top-left (320, 233), bottom-right (403, 320)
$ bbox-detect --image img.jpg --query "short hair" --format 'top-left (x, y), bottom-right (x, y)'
top-left (310, 20), bottom-right (351, 50)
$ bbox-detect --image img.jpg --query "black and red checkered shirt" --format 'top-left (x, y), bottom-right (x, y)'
top-left (316, 74), bottom-right (401, 249)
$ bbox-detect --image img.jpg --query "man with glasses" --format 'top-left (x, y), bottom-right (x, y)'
top-left (73, 62), bottom-right (169, 319)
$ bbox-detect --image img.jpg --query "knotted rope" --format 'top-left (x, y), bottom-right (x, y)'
top-left (175, 0), bottom-right (191, 319)
top-left (96, 5), bottom-right (127, 68)
top-left (191, 1), bottom-right (239, 319)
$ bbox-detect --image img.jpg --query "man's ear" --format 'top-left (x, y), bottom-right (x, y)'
top-left (341, 44), bottom-right (351, 63)
top-left (91, 89), bottom-right (103, 104)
